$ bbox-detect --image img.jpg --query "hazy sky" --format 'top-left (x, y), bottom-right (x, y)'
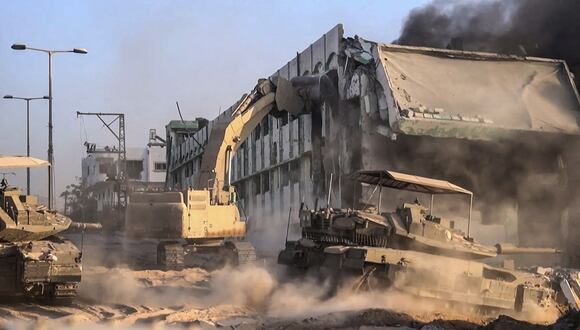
top-left (0, 0), bottom-right (428, 206)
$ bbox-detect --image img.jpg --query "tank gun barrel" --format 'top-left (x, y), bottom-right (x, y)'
top-left (67, 222), bottom-right (103, 231)
top-left (495, 243), bottom-right (561, 255)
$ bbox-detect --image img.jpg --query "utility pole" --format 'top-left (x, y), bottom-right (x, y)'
top-left (76, 112), bottom-right (127, 208)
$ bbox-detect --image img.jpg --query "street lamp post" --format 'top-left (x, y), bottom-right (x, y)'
top-left (3, 95), bottom-right (50, 195)
top-left (11, 44), bottom-right (87, 209)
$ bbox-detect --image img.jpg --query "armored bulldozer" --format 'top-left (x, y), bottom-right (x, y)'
top-left (0, 156), bottom-right (101, 300)
top-left (278, 170), bottom-right (580, 314)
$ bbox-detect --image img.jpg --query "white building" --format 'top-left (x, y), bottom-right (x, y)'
top-left (81, 132), bottom-right (167, 212)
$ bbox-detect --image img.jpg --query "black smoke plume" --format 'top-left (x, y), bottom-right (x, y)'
top-left (396, 0), bottom-right (580, 85)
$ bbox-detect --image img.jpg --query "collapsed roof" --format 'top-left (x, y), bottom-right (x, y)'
top-left (270, 24), bottom-right (580, 141)
top-left (373, 44), bottom-right (580, 140)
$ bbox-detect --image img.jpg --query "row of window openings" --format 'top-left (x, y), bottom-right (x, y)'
top-left (237, 137), bottom-right (302, 180)
top-left (239, 115), bottom-right (304, 179)
top-left (170, 113), bottom-right (300, 170)
top-left (253, 113), bottom-right (299, 142)
top-left (235, 160), bottom-right (301, 197)
top-left (87, 161), bottom-right (166, 179)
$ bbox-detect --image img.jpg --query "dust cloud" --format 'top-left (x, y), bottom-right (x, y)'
top-left (76, 264), bottom-right (447, 320)
top-left (78, 262), bottom-right (560, 325)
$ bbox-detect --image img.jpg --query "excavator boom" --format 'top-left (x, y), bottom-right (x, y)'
top-left (197, 79), bottom-right (276, 198)
top-left (125, 78), bottom-right (290, 269)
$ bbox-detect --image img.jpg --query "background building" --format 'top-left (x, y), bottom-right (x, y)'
top-left (81, 131), bottom-right (167, 213)
top-left (166, 119), bottom-right (208, 189)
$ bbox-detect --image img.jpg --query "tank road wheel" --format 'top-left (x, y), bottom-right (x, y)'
top-left (157, 241), bottom-right (184, 270)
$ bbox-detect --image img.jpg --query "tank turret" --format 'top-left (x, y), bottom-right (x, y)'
top-left (0, 156), bottom-right (100, 300)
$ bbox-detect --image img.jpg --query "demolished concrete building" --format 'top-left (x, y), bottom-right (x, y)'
top-left (166, 24), bottom-right (580, 262)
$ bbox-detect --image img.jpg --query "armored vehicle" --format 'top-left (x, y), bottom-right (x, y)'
top-left (0, 156), bottom-right (101, 300)
top-left (279, 170), bottom-right (580, 314)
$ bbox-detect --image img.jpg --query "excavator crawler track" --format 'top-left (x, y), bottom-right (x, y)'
top-left (156, 240), bottom-right (256, 270)
top-left (229, 241), bottom-right (257, 266)
top-left (157, 241), bottom-right (185, 271)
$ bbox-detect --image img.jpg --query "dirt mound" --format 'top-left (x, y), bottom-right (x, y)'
top-left (264, 308), bottom-right (480, 329)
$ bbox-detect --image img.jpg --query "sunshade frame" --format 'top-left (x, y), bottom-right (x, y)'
top-left (350, 170), bottom-right (472, 196)
top-left (351, 169), bottom-right (474, 238)
top-left (0, 156), bottom-right (51, 169)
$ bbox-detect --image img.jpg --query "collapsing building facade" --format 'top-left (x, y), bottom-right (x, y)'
top-left (166, 25), bottom-right (580, 259)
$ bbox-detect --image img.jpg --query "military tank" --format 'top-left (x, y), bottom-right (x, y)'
top-left (0, 156), bottom-right (101, 300)
top-left (278, 169), bottom-right (580, 314)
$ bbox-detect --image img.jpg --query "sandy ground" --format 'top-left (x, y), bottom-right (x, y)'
top-left (0, 265), bottom-right (486, 330)
top-left (0, 233), bottom-right (576, 330)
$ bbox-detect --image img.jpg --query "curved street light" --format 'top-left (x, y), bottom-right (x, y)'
top-left (11, 43), bottom-right (87, 209)
top-left (3, 94), bottom-right (50, 194)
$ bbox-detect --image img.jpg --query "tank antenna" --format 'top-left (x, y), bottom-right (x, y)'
top-left (467, 194), bottom-right (473, 239)
top-left (429, 194), bottom-right (434, 216)
top-left (285, 207), bottom-right (292, 243)
top-left (327, 173), bottom-right (334, 208)
top-left (80, 227), bottom-right (85, 261)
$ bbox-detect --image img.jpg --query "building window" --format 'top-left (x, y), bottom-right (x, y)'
top-left (262, 172), bottom-right (270, 193)
top-left (270, 169), bottom-right (278, 190)
top-left (234, 181), bottom-right (246, 200)
top-left (281, 163), bottom-right (289, 187)
top-left (271, 142), bottom-right (277, 164)
top-left (253, 175), bottom-right (261, 195)
top-left (290, 160), bottom-right (300, 183)
top-left (126, 160), bottom-right (144, 180)
top-left (254, 124), bottom-right (261, 141)
top-left (262, 116), bottom-right (269, 136)
top-left (154, 162), bottom-right (167, 172)
top-left (99, 163), bottom-right (109, 174)
top-left (280, 112), bottom-right (289, 126)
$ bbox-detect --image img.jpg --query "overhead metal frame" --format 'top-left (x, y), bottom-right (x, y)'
top-left (76, 111), bottom-right (127, 207)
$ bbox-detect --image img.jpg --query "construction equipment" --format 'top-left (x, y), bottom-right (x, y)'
top-left (0, 156), bottom-right (101, 300)
top-left (278, 169), bottom-right (580, 315)
top-left (125, 78), bottom-right (293, 269)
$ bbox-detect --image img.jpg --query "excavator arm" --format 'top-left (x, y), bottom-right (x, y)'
top-left (125, 76), bottom-right (313, 243)
top-left (196, 79), bottom-right (277, 202)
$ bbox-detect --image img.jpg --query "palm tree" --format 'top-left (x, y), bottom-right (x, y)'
top-left (60, 189), bottom-right (71, 215)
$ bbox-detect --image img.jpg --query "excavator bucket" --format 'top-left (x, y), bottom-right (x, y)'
top-left (275, 76), bottom-right (305, 115)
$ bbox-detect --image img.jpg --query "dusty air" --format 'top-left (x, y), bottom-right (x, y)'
top-left (1, 1), bottom-right (579, 329)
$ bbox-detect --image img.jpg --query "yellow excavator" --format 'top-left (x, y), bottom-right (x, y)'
top-left (125, 78), bottom-right (286, 269)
